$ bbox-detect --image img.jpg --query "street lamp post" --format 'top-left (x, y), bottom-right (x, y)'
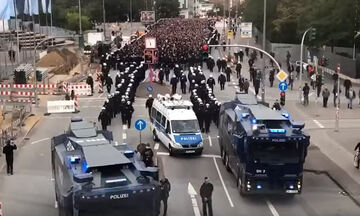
top-left (299, 28), bottom-right (312, 87)
top-left (103, 0), bottom-right (106, 40)
top-left (130, 0), bottom-right (133, 36)
top-left (261, 0), bottom-right (266, 103)
top-left (79, 0), bottom-right (82, 35)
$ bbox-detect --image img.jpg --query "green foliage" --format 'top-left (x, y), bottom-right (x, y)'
top-left (155, 0), bottom-right (180, 19)
top-left (243, 0), bottom-right (355, 47)
top-left (65, 11), bottom-right (92, 32)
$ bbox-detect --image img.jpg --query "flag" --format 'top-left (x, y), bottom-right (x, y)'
top-left (0, 0), bottom-right (11, 20)
top-left (24, 0), bottom-right (31, 15)
top-left (41, 0), bottom-right (46, 13)
top-left (16, 0), bottom-right (25, 15)
top-left (31, 0), bottom-right (38, 15)
top-left (47, 0), bottom-right (51, 13)
top-left (9, 0), bottom-right (16, 17)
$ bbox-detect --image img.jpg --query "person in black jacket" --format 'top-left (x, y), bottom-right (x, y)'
top-left (105, 75), bottom-right (113, 93)
top-left (98, 107), bottom-right (110, 130)
top-left (3, 140), bottom-right (17, 175)
top-left (200, 177), bottom-right (213, 216)
top-left (170, 75), bottom-right (178, 95)
top-left (218, 73), bottom-right (226, 90)
top-left (235, 62), bottom-right (242, 78)
top-left (86, 74), bottom-right (94, 94)
top-left (158, 69), bottom-right (165, 85)
top-left (124, 101), bottom-right (134, 128)
top-left (160, 178), bottom-right (171, 216)
top-left (225, 66), bottom-right (232, 82)
top-left (145, 95), bottom-right (154, 118)
top-left (180, 73), bottom-right (187, 94)
top-left (207, 75), bottom-right (215, 92)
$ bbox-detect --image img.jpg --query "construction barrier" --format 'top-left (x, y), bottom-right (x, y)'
top-left (63, 83), bottom-right (92, 96)
top-left (0, 84), bottom-right (57, 89)
top-left (47, 100), bottom-right (75, 114)
top-left (74, 96), bottom-right (80, 113)
top-left (0, 201), bottom-right (2, 216)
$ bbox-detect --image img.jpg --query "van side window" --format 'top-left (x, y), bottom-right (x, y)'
top-left (151, 108), bottom-right (157, 120)
top-left (161, 116), bottom-right (166, 127)
top-left (156, 111), bottom-right (162, 123)
top-left (227, 116), bottom-right (233, 134)
top-left (166, 121), bottom-right (171, 133)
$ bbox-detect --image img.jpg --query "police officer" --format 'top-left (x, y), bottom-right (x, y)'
top-left (98, 107), bottom-right (110, 130)
top-left (204, 104), bottom-right (212, 133)
top-left (180, 73), bottom-right (187, 94)
top-left (170, 75), bottom-right (178, 95)
top-left (115, 72), bottom-right (121, 87)
top-left (269, 69), bottom-right (275, 87)
top-left (207, 56), bottom-right (215, 72)
top-left (272, 100), bottom-right (281, 110)
top-left (200, 177), bottom-right (214, 216)
top-left (145, 95), bottom-right (154, 118)
top-left (239, 49), bottom-right (244, 62)
top-left (143, 144), bottom-right (154, 167)
top-left (3, 140), bottom-right (17, 175)
top-left (160, 178), bottom-right (171, 216)
top-left (216, 58), bottom-right (222, 72)
top-left (218, 72), bottom-right (226, 90)
top-left (189, 79), bottom-right (196, 93)
top-left (124, 101), bottom-right (134, 128)
top-left (86, 74), bottom-right (94, 94)
top-left (158, 68), bottom-right (165, 85)
top-left (198, 101), bottom-right (205, 132)
top-left (235, 62), bottom-right (242, 78)
top-left (243, 79), bottom-right (250, 94)
top-left (225, 66), bottom-right (232, 82)
top-left (207, 75), bottom-right (216, 92)
top-left (105, 74), bottom-right (113, 93)
top-left (164, 65), bottom-right (171, 82)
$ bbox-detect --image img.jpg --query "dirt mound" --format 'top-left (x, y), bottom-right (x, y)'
top-left (36, 48), bottom-right (79, 75)
top-left (136, 82), bottom-right (171, 98)
top-left (36, 50), bottom-right (66, 67)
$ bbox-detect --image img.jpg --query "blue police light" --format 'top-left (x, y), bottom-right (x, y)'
top-left (256, 184), bottom-right (262, 189)
top-left (282, 112), bottom-right (290, 119)
top-left (251, 118), bottom-right (257, 124)
top-left (289, 185), bottom-right (295, 190)
top-left (82, 160), bottom-right (88, 172)
top-left (269, 129), bottom-right (286, 134)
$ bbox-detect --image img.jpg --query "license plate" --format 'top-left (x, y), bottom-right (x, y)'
top-left (286, 190), bottom-right (298, 194)
top-left (185, 150), bottom-right (196, 153)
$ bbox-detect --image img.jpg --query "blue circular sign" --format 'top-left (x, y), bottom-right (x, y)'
top-left (278, 82), bottom-right (288, 91)
top-left (135, 119), bottom-right (147, 131)
top-left (147, 85), bottom-right (153, 92)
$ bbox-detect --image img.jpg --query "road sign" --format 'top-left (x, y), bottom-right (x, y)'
top-left (147, 85), bottom-right (153, 92)
top-left (145, 37), bottom-right (156, 49)
top-left (240, 22), bottom-right (252, 38)
top-left (135, 119), bottom-right (147, 131)
top-left (227, 30), bottom-right (233, 39)
top-left (278, 82), bottom-right (288, 91)
top-left (276, 70), bottom-right (288, 82)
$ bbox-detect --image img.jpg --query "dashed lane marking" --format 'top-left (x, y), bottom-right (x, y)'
top-left (208, 135), bottom-right (212, 147)
top-left (123, 125), bottom-right (127, 130)
top-left (313, 119), bottom-right (325, 128)
top-left (122, 133), bottom-right (127, 140)
top-left (31, 138), bottom-right (50, 145)
top-left (266, 200), bottom-right (280, 216)
top-left (213, 157), bottom-right (234, 208)
top-left (154, 143), bottom-right (160, 150)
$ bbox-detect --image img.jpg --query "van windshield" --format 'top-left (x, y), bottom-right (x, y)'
top-left (171, 120), bottom-right (200, 133)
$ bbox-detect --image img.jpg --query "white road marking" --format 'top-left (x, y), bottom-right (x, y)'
top-left (123, 125), bottom-right (127, 130)
top-left (266, 200), bottom-right (280, 216)
top-left (188, 183), bottom-right (201, 216)
top-left (31, 137), bottom-right (50, 145)
top-left (208, 135), bottom-right (212, 147)
top-left (156, 151), bottom-right (221, 158)
top-left (154, 143), bottom-right (160, 150)
top-left (77, 97), bottom-right (105, 101)
top-left (213, 157), bottom-right (234, 207)
top-left (122, 133), bottom-right (127, 140)
top-left (313, 119), bottom-right (325, 128)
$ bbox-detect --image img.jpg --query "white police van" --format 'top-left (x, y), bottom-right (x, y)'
top-left (150, 94), bottom-right (203, 156)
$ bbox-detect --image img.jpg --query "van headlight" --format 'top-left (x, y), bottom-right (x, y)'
top-left (198, 142), bottom-right (203, 147)
top-left (173, 142), bottom-right (182, 148)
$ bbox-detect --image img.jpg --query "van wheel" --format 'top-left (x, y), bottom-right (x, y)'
top-left (153, 130), bottom-right (159, 141)
top-left (169, 145), bottom-right (174, 156)
top-left (225, 154), bottom-right (231, 172)
top-left (238, 176), bottom-right (246, 196)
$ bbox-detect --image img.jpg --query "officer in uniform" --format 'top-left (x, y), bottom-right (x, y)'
top-left (86, 74), bottom-right (94, 95)
top-left (124, 101), bottom-right (134, 128)
top-left (170, 75), bottom-right (178, 95)
top-left (204, 104), bottom-right (212, 133)
top-left (145, 95), bottom-right (154, 118)
top-left (105, 74), bottom-right (113, 93)
top-left (98, 107), bottom-right (110, 130)
top-left (218, 73), bottom-right (226, 90)
top-left (235, 62), bottom-right (242, 78)
top-left (180, 73), bottom-right (188, 94)
top-left (225, 66), bottom-right (232, 82)
top-left (207, 75), bottom-right (215, 92)
top-left (158, 68), bottom-right (165, 84)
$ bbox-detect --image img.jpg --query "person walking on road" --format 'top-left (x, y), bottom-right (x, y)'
top-left (98, 107), bottom-right (110, 130)
top-left (145, 95), bottom-right (154, 118)
top-left (269, 69), bottom-right (275, 87)
top-left (207, 75), bottom-right (215, 92)
top-left (170, 75), bottom-right (178, 95)
top-left (200, 177), bottom-right (214, 216)
top-left (218, 73), bottom-right (226, 90)
top-left (333, 84), bottom-right (341, 107)
top-left (235, 62), bottom-right (242, 78)
top-left (86, 74), bottom-right (94, 95)
top-left (347, 88), bottom-right (356, 109)
top-left (160, 178), bottom-right (171, 216)
top-left (225, 66), bottom-right (232, 82)
top-left (303, 83), bottom-right (310, 106)
top-left (3, 140), bottom-right (17, 175)
top-left (105, 74), bottom-right (113, 93)
top-left (322, 86), bottom-right (330, 108)
top-left (354, 142), bottom-right (360, 169)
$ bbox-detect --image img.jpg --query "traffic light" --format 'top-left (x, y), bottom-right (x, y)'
top-left (309, 27), bottom-right (316, 41)
top-left (280, 91), bottom-right (286, 106)
top-left (202, 44), bottom-right (209, 59)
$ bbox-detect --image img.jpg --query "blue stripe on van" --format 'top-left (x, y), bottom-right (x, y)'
top-left (174, 134), bottom-right (202, 146)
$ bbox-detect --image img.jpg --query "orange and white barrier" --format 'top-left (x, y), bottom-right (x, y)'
top-left (0, 99), bottom-right (33, 103)
top-left (74, 95), bottom-right (80, 113)
top-left (0, 84), bottom-right (57, 89)
top-left (63, 84), bottom-right (92, 96)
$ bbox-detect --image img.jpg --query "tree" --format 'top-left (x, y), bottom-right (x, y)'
top-left (65, 11), bottom-right (92, 32)
top-left (155, 0), bottom-right (180, 19)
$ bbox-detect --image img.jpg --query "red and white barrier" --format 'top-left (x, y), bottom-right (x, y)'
top-left (47, 100), bottom-right (75, 113)
top-left (0, 201), bottom-right (3, 216)
top-left (0, 84), bottom-right (57, 89)
top-left (63, 84), bottom-right (92, 96)
top-left (0, 99), bottom-right (33, 103)
top-left (74, 95), bottom-right (80, 112)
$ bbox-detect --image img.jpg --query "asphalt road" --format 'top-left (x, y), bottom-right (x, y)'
top-left (1, 27), bottom-right (360, 216)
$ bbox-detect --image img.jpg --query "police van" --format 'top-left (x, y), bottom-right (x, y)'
top-left (150, 94), bottom-right (203, 156)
